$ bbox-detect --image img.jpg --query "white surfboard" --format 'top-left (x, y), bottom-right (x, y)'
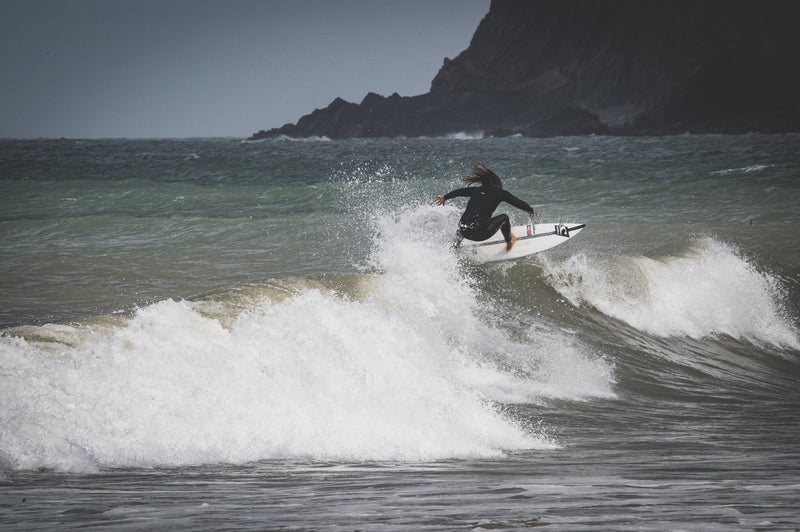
top-left (460, 223), bottom-right (585, 263)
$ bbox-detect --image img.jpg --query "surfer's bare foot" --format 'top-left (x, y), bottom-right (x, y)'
top-left (506, 233), bottom-right (516, 251)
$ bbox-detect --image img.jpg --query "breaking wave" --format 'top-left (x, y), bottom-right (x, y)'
top-left (0, 206), bottom-right (614, 472)
top-left (542, 237), bottom-right (799, 350)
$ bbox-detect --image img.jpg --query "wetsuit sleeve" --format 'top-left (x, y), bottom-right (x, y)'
top-left (502, 190), bottom-right (534, 214)
top-left (443, 187), bottom-right (473, 200)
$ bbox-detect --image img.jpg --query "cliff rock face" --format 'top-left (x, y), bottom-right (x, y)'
top-left (250, 0), bottom-right (800, 139)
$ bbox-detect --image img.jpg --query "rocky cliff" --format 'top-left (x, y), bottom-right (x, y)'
top-left (250, 0), bottom-right (800, 139)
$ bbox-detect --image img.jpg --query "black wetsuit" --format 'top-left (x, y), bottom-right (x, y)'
top-left (443, 185), bottom-right (534, 243)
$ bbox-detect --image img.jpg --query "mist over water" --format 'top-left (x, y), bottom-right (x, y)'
top-left (1, 135), bottom-right (799, 529)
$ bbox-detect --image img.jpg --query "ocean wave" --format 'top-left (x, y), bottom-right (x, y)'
top-left (0, 206), bottom-right (617, 471)
top-left (0, 288), bottom-right (556, 472)
top-left (241, 135), bottom-right (333, 143)
top-left (542, 237), bottom-right (800, 350)
top-left (445, 131), bottom-right (485, 140)
top-left (711, 164), bottom-right (773, 176)
top-left (275, 135), bottom-right (332, 142)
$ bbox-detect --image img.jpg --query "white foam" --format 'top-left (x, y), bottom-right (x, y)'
top-left (274, 135), bottom-right (332, 142)
top-left (445, 131), bottom-right (485, 140)
top-left (0, 206), bottom-right (617, 471)
top-left (366, 205), bottom-right (616, 404)
top-left (244, 135), bottom-right (333, 143)
top-left (543, 238), bottom-right (800, 349)
top-left (711, 164), bottom-right (773, 176)
top-left (0, 293), bottom-right (542, 471)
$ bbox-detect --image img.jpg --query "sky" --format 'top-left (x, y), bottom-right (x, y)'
top-left (0, 0), bottom-right (489, 139)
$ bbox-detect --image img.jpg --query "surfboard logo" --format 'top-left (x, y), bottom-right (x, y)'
top-left (555, 224), bottom-right (570, 237)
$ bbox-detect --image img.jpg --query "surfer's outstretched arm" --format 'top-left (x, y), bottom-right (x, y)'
top-left (501, 190), bottom-right (537, 216)
top-left (437, 187), bottom-right (472, 206)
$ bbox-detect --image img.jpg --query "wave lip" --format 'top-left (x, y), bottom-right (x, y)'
top-left (544, 237), bottom-right (800, 350)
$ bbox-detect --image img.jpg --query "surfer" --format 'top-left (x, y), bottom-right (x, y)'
top-left (435, 163), bottom-right (536, 250)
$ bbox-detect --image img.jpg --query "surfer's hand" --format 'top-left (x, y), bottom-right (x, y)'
top-left (435, 195), bottom-right (445, 206)
top-left (530, 210), bottom-right (537, 217)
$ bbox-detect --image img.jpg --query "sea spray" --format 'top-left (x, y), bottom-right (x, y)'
top-left (365, 204), bottom-right (616, 403)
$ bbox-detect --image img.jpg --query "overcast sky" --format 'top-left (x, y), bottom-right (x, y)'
top-left (0, 0), bottom-right (489, 139)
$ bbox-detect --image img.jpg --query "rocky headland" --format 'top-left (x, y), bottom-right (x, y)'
top-left (250, 0), bottom-right (800, 140)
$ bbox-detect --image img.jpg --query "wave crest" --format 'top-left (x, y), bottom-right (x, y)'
top-left (543, 238), bottom-right (799, 349)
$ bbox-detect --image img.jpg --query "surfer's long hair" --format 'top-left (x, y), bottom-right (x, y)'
top-left (462, 162), bottom-right (503, 189)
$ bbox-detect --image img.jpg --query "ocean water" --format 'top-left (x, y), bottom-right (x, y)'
top-left (1, 134), bottom-right (798, 530)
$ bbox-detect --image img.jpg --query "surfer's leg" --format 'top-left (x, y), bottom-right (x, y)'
top-left (488, 214), bottom-right (515, 250)
top-left (461, 216), bottom-right (511, 244)
top-left (453, 229), bottom-right (464, 249)
top-left (486, 214), bottom-right (510, 239)
top-left (486, 214), bottom-right (514, 249)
